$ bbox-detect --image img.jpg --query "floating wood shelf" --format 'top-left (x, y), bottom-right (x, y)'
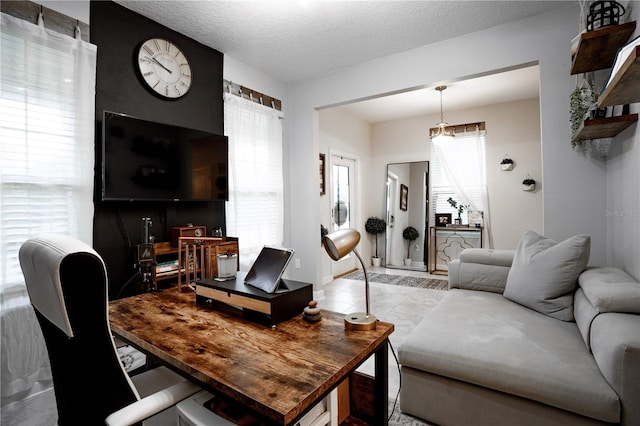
top-left (571, 21), bottom-right (636, 75)
top-left (598, 45), bottom-right (640, 107)
top-left (572, 113), bottom-right (638, 142)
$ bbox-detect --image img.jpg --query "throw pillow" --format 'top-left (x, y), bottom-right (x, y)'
top-left (503, 230), bottom-right (590, 321)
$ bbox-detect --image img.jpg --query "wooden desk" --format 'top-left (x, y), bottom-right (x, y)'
top-left (109, 290), bottom-right (394, 425)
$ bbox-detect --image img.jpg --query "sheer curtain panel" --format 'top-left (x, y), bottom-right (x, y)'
top-left (431, 127), bottom-right (493, 248)
top-left (223, 92), bottom-right (284, 271)
top-left (0, 12), bottom-right (97, 401)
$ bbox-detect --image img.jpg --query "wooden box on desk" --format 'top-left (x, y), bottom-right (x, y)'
top-left (172, 225), bottom-right (206, 247)
top-left (196, 271), bottom-right (312, 326)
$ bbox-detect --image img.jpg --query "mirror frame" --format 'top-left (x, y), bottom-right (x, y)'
top-left (384, 161), bottom-right (429, 271)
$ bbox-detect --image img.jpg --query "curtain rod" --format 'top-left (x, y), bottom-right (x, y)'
top-left (224, 79), bottom-right (282, 111)
top-left (429, 121), bottom-right (486, 135)
top-left (1, 0), bottom-right (90, 42)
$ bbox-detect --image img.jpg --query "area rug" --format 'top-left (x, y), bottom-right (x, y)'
top-left (342, 271), bottom-right (448, 291)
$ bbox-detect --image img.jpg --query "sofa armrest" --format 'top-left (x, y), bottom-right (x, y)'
top-left (590, 312), bottom-right (640, 426)
top-left (448, 249), bottom-right (515, 294)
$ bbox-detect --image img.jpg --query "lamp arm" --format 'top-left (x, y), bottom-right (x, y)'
top-left (351, 248), bottom-right (370, 317)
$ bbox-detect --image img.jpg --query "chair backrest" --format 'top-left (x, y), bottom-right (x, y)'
top-left (19, 233), bottom-right (140, 425)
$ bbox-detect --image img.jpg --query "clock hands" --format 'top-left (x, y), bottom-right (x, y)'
top-left (145, 56), bottom-right (173, 74)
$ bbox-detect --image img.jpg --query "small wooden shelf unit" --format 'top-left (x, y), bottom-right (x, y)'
top-left (153, 237), bottom-right (238, 288)
top-left (571, 21), bottom-right (639, 143)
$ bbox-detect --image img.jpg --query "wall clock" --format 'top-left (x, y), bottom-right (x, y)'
top-left (136, 38), bottom-right (192, 99)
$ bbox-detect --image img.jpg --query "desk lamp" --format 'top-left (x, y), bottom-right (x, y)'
top-left (323, 228), bottom-right (377, 330)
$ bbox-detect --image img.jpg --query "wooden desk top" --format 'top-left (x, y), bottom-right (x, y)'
top-left (109, 290), bottom-right (394, 425)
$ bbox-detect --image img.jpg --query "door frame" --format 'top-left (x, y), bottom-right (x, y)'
top-left (328, 149), bottom-right (361, 277)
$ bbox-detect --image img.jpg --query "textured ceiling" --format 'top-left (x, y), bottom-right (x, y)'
top-left (114, 1), bottom-right (570, 122)
top-left (115, 1), bottom-right (570, 84)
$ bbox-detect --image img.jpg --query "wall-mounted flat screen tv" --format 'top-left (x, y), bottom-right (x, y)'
top-left (101, 111), bottom-right (228, 202)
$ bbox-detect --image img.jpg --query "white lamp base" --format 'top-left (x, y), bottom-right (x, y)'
top-left (344, 312), bottom-right (377, 331)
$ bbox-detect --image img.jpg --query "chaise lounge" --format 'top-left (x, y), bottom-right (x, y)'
top-left (398, 230), bottom-right (640, 425)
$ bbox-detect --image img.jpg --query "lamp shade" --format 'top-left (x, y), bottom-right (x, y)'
top-left (322, 228), bottom-right (361, 261)
top-left (322, 228), bottom-right (376, 330)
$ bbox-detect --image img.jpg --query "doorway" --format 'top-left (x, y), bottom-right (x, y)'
top-left (330, 153), bottom-right (359, 277)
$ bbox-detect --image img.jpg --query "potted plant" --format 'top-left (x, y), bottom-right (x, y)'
top-left (365, 217), bottom-right (386, 266)
top-left (522, 176), bottom-right (536, 191)
top-left (447, 197), bottom-right (468, 225)
top-left (402, 226), bottom-right (419, 266)
top-left (500, 157), bottom-right (514, 171)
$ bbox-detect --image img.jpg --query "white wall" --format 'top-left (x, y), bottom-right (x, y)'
top-left (371, 98), bottom-right (543, 251)
top-left (287, 4), bottom-right (608, 290)
top-left (320, 97), bottom-right (542, 272)
top-left (317, 108), bottom-right (372, 282)
top-left (606, 4), bottom-right (640, 278)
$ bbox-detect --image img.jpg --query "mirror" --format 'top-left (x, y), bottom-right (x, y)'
top-left (385, 161), bottom-right (429, 271)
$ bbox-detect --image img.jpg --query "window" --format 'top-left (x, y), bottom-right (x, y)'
top-left (0, 14), bottom-right (97, 298)
top-left (430, 126), bottom-right (491, 245)
top-left (223, 92), bottom-right (284, 270)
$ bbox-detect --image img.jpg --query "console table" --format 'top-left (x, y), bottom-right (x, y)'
top-left (429, 226), bottom-right (483, 275)
top-left (109, 290), bottom-right (394, 425)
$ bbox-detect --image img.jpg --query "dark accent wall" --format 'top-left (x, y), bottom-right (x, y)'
top-left (90, 1), bottom-right (225, 299)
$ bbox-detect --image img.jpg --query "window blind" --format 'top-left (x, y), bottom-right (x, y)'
top-left (0, 13), bottom-right (96, 294)
top-left (223, 92), bottom-right (284, 271)
top-left (430, 128), bottom-right (487, 226)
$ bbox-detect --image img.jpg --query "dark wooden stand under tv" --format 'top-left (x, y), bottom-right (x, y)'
top-left (153, 237), bottom-right (239, 289)
top-left (196, 271), bottom-right (313, 326)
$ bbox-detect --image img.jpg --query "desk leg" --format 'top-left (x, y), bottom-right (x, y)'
top-left (374, 338), bottom-right (389, 425)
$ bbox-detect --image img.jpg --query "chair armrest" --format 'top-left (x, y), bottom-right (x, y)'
top-left (105, 380), bottom-right (200, 426)
top-left (449, 249), bottom-right (515, 294)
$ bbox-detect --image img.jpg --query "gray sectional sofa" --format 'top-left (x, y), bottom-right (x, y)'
top-left (398, 231), bottom-right (640, 426)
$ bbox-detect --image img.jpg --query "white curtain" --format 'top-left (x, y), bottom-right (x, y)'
top-left (431, 127), bottom-right (493, 248)
top-left (0, 12), bottom-right (97, 400)
top-left (223, 92), bottom-right (284, 271)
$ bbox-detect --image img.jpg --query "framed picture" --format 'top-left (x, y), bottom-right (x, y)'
top-left (400, 184), bottom-right (408, 211)
top-left (469, 210), bottom-right (484, 228)
top-left (319, 154), bottom-right (326, 195)
top-left (435, 213), bottom-right (452, 227)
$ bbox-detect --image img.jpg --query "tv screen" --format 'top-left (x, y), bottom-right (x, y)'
top-left (101, 111), bottom-right (228, 202)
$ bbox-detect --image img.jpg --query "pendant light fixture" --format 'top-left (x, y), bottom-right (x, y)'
top-left (430, 85), bottom-right (455, 142)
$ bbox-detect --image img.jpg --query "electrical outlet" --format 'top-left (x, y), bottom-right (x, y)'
top-left (415, 244), bottom-right (420, 251)
top-left (295, 258), bottom-right (301, 268)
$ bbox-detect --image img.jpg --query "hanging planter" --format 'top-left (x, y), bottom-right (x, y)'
top-left (522, 175), bottom-right (536, 192)
top-left (570, 79), bottom-right (597, 149)
top-left (501, 156), bottom-right (514, 171)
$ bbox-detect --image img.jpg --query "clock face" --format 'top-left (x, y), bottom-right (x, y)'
top-left (137, 38), bottom-right (192, 99)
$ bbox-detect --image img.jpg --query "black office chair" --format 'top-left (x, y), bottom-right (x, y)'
top-left (19, 233), bottom-right (200, 426)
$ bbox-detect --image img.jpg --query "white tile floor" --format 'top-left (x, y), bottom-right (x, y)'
top-left (320, 266), bottom-right (447, 406)
top-left (1, 267), bottom-right (447, 426)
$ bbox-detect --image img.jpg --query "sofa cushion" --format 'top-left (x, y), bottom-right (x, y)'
top-left (503, 230), bottom-right (590, 321)
top-left (578, 266), bottom-right (640, 314)
top-left (399, 289), bottom-right (620, 423)
top-left (459, 248), bottom-right (515, 267)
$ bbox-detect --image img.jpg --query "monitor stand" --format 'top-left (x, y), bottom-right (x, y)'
top-left (274, 279), bottom-right (290, 293)
top-left (195, 271), bottom-right (313, 326)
